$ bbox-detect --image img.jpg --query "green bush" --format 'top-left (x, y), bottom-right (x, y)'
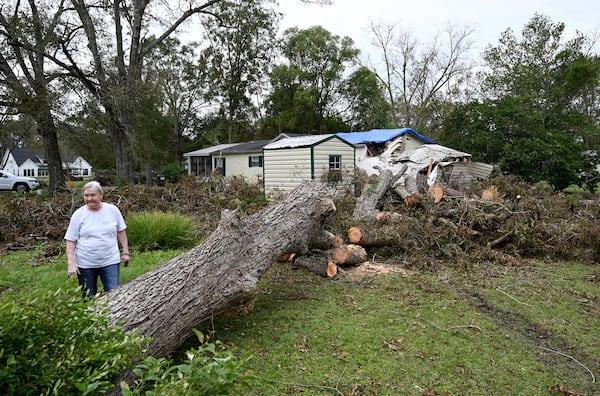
top-left (160, 163), bottom-right (186, 184)
top-left (122, 330), bottom-right (254, 396)
top-left (126, 211), bottom-right (197, 251)
top-left (0, 288), bottom-right (147, 395)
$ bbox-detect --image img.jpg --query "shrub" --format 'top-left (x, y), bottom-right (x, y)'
top-left (0, 288), bottom-right (147, 395)
top-left (160, 163), bottom-right (186, 184)
top-left (126, 211), bottom-right (197, 251)
top-left (122, 330), bottom-right (254, 396)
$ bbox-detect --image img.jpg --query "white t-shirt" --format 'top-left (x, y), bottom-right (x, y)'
top-left (64, 202), bottom-right (126, 269)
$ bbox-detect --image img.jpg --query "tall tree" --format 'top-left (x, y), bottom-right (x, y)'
top-left (341, 66), bottom-right (392, 131)
top-left (441, 14), bottom-right (600, 189)
top-left (144, 37), bottom-right (209, 163)
top-left (49, 0), bottom-right (224, 183)
top-left (0, 0), bottom-right (67, 192)
top-left (262, 26), bottom-right (359, 135)
top-left (368, 21), bottom-right (474, 137)
top-left (200, 0), bottom-right (280, 143)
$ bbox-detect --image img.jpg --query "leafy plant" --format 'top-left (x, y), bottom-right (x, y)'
top-left (0, 288), bottom-right (147, 395)
top-left (122, 329), bottom-right (254, 396)
top-left (160, 163), bottom-right (185, 184)
top-left (126, 211), bottom-right (197, 251)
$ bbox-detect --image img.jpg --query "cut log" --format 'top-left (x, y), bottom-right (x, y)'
top-left (293, 252), bottom-right (336, 277)
top-left (102, 181), bottom-right (340, 358)
top-left (353, 165), bottom-right (408, 219)
top-left (404, 194), bottom-right (421, 207)
top-left (428, 184), bottom-right (444, 203)
top-left (327, 261), bottom-right (338, 277)
top-left (481, 186), bottom-right (499, 201)
top-left (375, 211), bottom-right (403, 222)
top-left (309, 229), bottom-right (343, 250)
top-left (347, 225), bottom-right (398, 247)
top-left (331, 244), bottom-right (368, 265)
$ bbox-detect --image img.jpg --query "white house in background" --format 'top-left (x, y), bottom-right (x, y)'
top-left (63, 152), bottom-right (94, 178)
top-left (1, 147), bottom-right (46, 177)
top-left (1, 147), bottom-right (93, 178)
top-left (262, 134), bottom-right (355, 196)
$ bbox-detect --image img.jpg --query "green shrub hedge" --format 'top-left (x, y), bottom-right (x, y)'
top-left (0, 288), bottom-right (146, 395)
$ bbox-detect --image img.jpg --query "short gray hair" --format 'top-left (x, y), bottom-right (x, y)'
top-left (82, 181), bottom-right (104, 195)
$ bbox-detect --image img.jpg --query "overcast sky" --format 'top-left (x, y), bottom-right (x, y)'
top-left (279, 0), bottom-right (600, 60)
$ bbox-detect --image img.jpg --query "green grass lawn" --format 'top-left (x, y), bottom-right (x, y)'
top-left (1, 250), bottom-right (598, 395)
top-left (204, 261), bottom-right (599, 395)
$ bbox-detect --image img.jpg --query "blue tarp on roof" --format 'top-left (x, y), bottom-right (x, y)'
top-left (336, 128), bottom-right (434, 145)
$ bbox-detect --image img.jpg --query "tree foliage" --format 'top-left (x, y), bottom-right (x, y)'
top-left (146, 38), bottom-right (211, 163)
top-left (342, 66), bottom-right (393, 131)
top-left (261, 26), bottom-right (360, 135)
top-left (441, 14), bottom-right (600, 189)
top-left (199, 0), bottom-right (280, 143)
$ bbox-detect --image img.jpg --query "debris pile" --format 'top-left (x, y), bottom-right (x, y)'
top-left (0, 175), bottom-right (598, 270)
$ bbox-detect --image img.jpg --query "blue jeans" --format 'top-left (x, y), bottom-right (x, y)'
top-left (78, 263), bottom-right (120, 298)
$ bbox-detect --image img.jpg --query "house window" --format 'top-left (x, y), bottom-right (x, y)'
top-left (329, 155), bottom-right (341, 170)
top-left (24, 169), bottom-right (35, 177)
top-left (248, 155), bottom-right (263, 168)
top-left (83, 169), bottom-right (89, 176)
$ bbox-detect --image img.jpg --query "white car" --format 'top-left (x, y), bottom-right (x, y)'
top-left (0, 170), bottom-right (40, 192)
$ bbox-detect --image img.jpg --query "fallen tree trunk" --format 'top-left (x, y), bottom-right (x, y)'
top-left (103, 182), bottom-right (339, 358)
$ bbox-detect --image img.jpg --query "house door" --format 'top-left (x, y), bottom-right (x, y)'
top-left (214, 157), bottom-right (225, 176)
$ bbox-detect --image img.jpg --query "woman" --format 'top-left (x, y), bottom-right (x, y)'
top-left (65, 181), bottom-right (130, 297)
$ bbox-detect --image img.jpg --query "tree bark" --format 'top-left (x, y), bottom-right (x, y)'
top-left (353, 165), bottom-right (407, 219)
top-left (309, 229), bottom-right (343, 250)
top-left (103, 182), bottom-right (339, 357)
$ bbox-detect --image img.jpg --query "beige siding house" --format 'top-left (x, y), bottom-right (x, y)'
top-left (262, 134), bottom-right (355, 196)
top-left (218, 140), bottom-right (269, 182)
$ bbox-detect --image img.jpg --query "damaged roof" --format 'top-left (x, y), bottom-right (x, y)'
top-left (337, 128), bottom-right (435, 145)
top-left (393, 144), bottom-right (471, 164)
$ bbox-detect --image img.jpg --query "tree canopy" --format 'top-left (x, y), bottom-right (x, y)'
top-left (2, 5), bottom-right (600, 191)
top-left (441, 14), bottom-right (600, 189)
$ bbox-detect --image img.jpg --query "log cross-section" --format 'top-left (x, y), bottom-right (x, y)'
top-left (331, 244), bottom-right (368, 265)
top-left (103, 182), bottom-right (340, 358)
